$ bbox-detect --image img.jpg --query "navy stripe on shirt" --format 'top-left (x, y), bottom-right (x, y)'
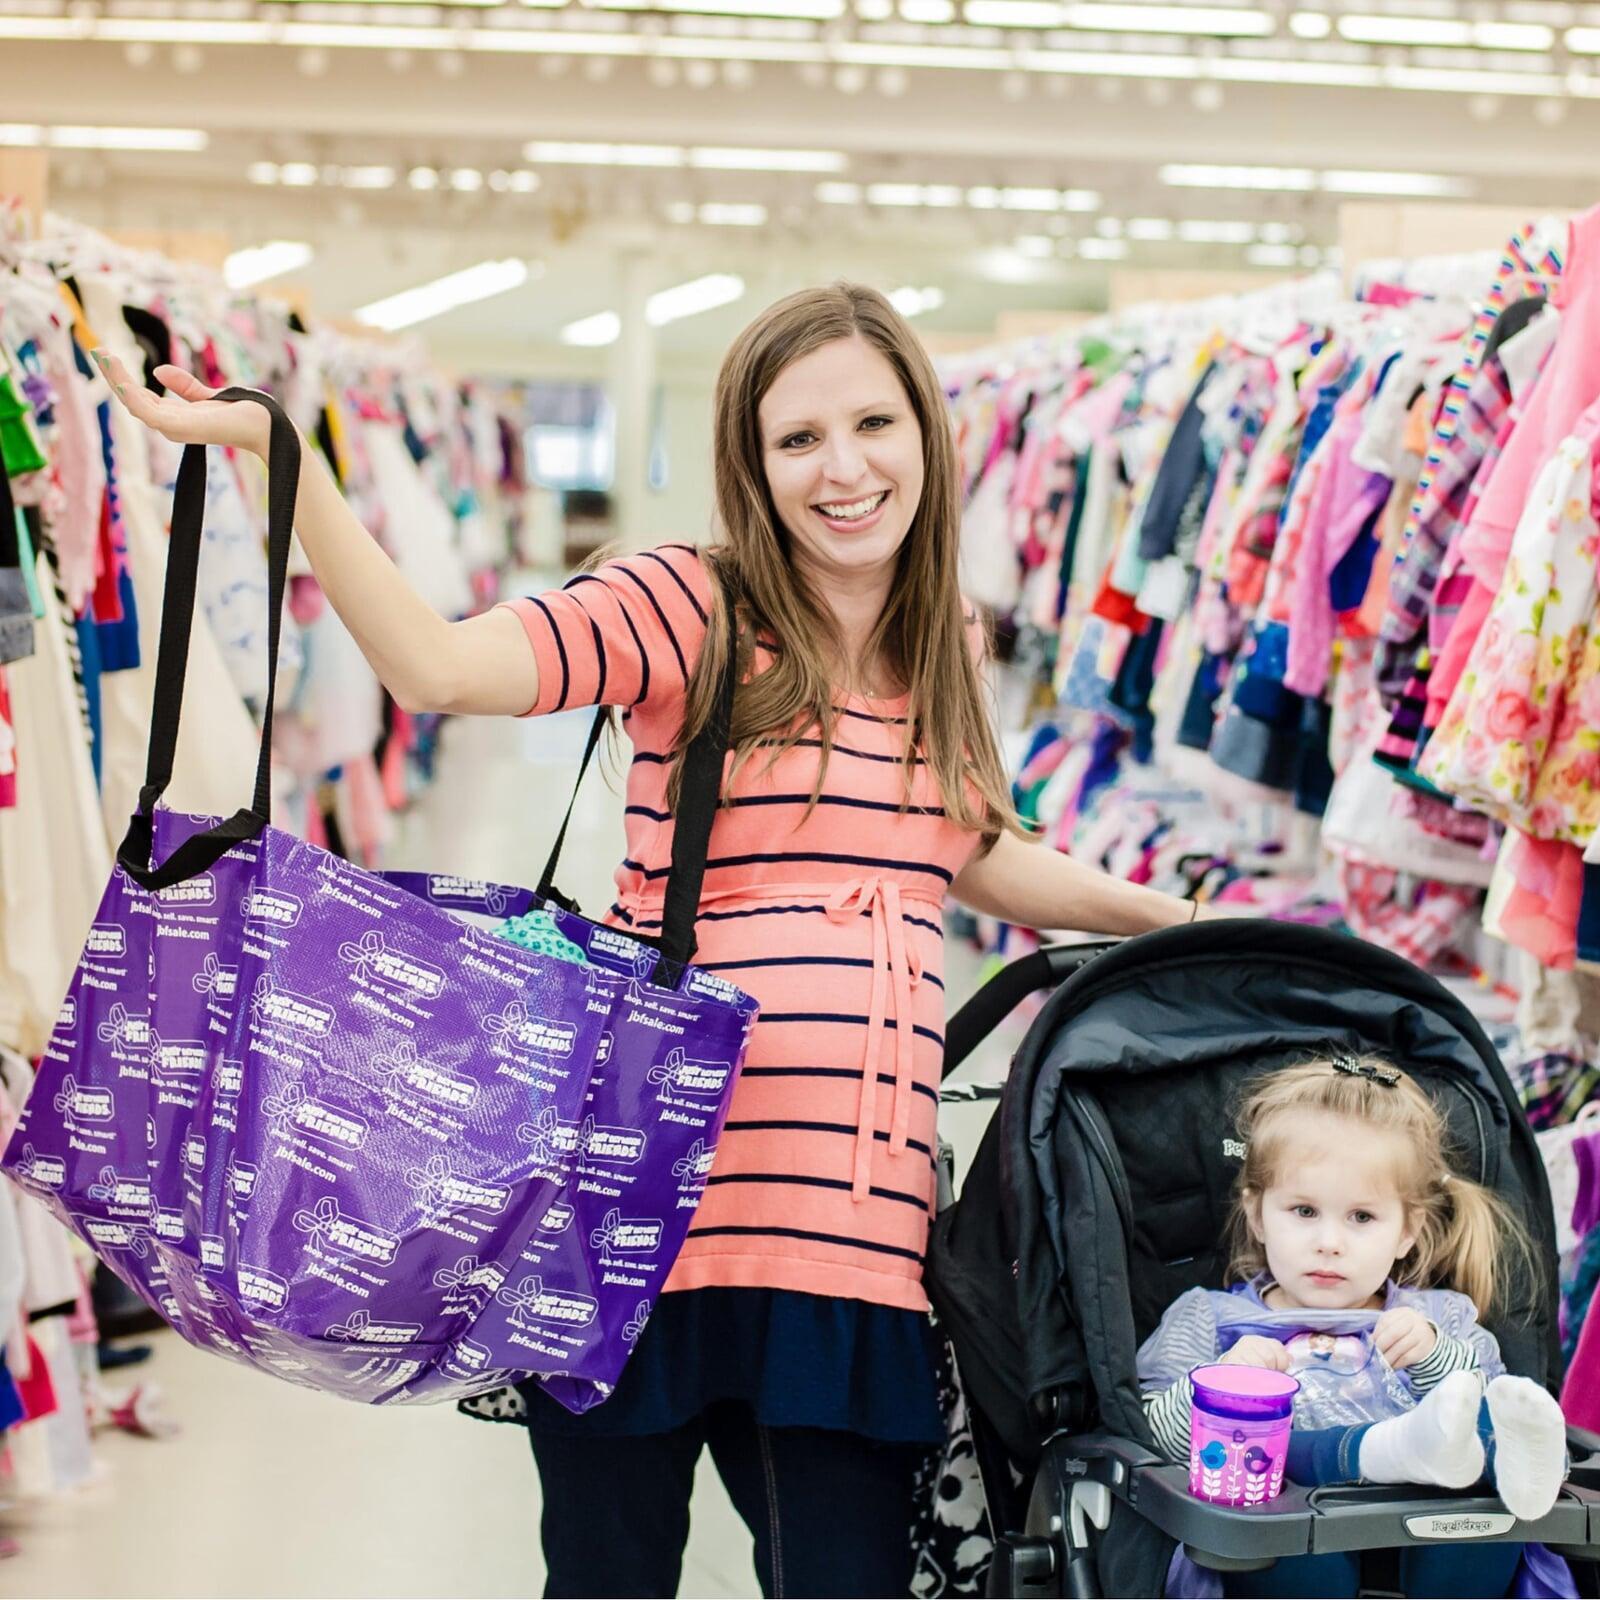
top-left (723, 1119), bottom-right (934, 1157)
top-left (629, 852), bottom-right (953, 885)
top-left (705, 1172), bottom-right (931, 1210)
top-left (685, 1224), bottom-right (924, 1263)
top-left (616, 562), bottom-right (688, 682)
top-left (608, 901), bottom-right (943, 937)
top-left (528, 595), bottom-right (569, 711)
top-left (640, 548), bottom-right (708, 624)
top-left (702, 955), bottom-right (943, 991)
top-left (760, 1013), bottom-right (946, 1047)
top-left (740, 1065), bottom-right (940, 1104)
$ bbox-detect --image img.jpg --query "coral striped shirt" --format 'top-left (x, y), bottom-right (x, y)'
top-left (499, 543), bottom-right (984, 1312)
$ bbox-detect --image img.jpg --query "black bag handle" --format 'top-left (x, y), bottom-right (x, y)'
top-left (537, 585), bottom-right (738, 984)
top-left (117, 389), bottom-right (298, 890)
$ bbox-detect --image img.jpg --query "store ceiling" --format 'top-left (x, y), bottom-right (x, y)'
top-left (5, 5), bottom-right (1598, 369)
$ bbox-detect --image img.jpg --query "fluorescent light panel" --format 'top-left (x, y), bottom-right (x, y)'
top-left (0, 122), bottom-right (208, 151)
top-left (1059, 2), bottom-right (1272, 33)
top-left (1162, 163), bottom-right (1468, 198)
top-left (888, 285), bottom-right (945, 316)
top-left (647, 273), bottom-right (746, 325)
top-left (224, 240), bottom-right (314, 289)
top-left (354, 258), bottom-right (532, 331)
top-left (561, 312), bottom-right (623, 347)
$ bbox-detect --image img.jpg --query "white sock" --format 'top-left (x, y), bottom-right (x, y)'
top-left (1486, 1375), bottom-right (1567, 1522)
top-left (1360, 1370), bottom-right (1486, 1489)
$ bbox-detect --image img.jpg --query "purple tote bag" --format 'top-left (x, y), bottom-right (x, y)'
top-left (3, 392), bottom-right (757, 1407)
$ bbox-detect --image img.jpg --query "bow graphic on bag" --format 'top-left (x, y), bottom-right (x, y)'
top-left (250, 975), bottom-right (281, 1025)
top-left (95, 1003), bottom-right (147, 1048)
top-left (327, 1310), bottom-right (423, 1344)
top-left (338, 930), bottom-right (390, 980)
top-left (623, 1301), bottom-right (651, 1346)
top-left (374, 1038), bottom-right (421, 1077)
top-left (291, 1196), bottom-right (344, 1249)
top-left (482, 1000), bottom-right (532, 1042)
top-left (192, 954), bottom-right (236, 997)
top-left (432, 1255), bottom-right (505, 1305)
top-left (262, 1078), bottom-right (308, 1126)
top-left (52, 1076), bottom-right (89, 1115)
top-left (406, 1154), bottom-right (456, 1211)
top-left (87, 1166), bottom-right (125, 1204)
top-left (515, 1106), bottom-right (576, 1165)
top-left (494, 1274), bottom-right (547, 1328)
top-left (672, 1139), bottom-right (712, 1184)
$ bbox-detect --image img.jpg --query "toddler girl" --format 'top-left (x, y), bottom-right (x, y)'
top-left (1138, 1056), bottom-right (1570, 1594)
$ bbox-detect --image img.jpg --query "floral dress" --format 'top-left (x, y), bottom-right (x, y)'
top-left (1420, 398), bottom-right (1600, 844)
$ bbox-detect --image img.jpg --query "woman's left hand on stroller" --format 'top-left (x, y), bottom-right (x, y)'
top-left (1374, 1307), bottom-right (1439, 1370)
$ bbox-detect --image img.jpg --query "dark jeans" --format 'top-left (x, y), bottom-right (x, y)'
top-left (527, 1399), bottom-right (928, 1598)
top-left (1233, 1402), bottom-right (1521, 1599)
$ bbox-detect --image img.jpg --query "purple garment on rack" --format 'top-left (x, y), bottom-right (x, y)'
top-left (1573, 1129), bottom-right (1600, 1241)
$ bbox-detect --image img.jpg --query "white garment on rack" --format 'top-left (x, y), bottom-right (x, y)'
top-left (0, 552), bottom-right (110, 1057)
top-left (80, 281), bottom-right (261, 838)
top-left (361, 422), bottom-right (472, 620)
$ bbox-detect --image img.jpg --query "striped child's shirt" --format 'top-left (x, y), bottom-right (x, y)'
top-left (499, 542), bottom-right (984, 1311)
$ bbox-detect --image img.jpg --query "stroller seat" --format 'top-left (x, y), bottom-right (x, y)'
top-left (928, 922), bottom-right (1600, 1598)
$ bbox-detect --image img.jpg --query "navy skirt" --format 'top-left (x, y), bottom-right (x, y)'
top-left (515, 1286), bottom-right (947, 1445)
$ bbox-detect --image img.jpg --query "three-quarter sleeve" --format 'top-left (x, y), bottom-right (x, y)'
top-left (497, 543), bottom-right (712, 718)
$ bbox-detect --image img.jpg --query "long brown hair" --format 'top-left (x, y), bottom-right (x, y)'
top-left (1225, 1058), bottom-right (1535, 1317)
top-left (669, 281), bottom-right (1026, 845)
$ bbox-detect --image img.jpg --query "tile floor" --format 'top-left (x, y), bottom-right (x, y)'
top-left (5, 705), bottom-right (1024, 1599)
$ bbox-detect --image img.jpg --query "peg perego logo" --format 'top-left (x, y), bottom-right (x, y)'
top-left (241, 890), bottom-right (303, 928)
top-left (86, 923), bottom-right (128, 958)
top-left (338, 932), bottom-right (446, 1000)
top-left (495, 1274), bottom-right (599, 1329)
top-left (158, 874), bottom-right (217, 907)
top-left (482, 1003), bottom-right (578, 1058)
top-left (374, 1041), bottom-right (477, 1109)
top-left (648, 1047), bottom-right (732, 1098)
top-left (250, 978), bottom-right (336, 1037)
top-left (1223, 1138), bottom-right (1247, 1160)
top-left (238, 1266), bottom-right (290, 1312)
top-left (292, 1198), bottom-right (401, 1266)
top-left (426, 876), bottom-right (518, 915)
top-left (1404, 1513), bottom-right (1515, 1540)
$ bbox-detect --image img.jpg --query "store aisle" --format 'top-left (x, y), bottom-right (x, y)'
top-left (7, 705), bottom-right (1014, 1598)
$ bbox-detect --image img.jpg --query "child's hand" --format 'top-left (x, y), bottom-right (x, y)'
top-left (1375, 1307), bottom-right (1438, 1369)
top-left (1220, 1335), bottom-right (1290, 1372)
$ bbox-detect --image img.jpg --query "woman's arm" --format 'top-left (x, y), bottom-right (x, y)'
top-left (98, 356), bottom-right (538, 718)
top-left (950, 829), bottom-right (1195, 937)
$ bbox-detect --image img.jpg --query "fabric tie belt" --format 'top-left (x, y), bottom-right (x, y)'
top-left (618, 875), bottom-right (939, 1202)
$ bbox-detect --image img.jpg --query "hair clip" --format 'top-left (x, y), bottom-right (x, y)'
top-left (1331, 1054), bottom-right (1400, 1088)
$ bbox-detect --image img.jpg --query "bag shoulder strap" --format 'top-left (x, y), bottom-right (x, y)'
top-left (117, 389), bottom-right (297, 890)
top-left (536, 575), bottom-right (737, 983)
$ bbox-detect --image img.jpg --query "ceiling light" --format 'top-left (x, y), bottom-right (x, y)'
top-left (279, 162), bottom-right (319, 187)
top-left (1319, 169), bottom-right (1471, 196)
top-left (1078, 236), bottom-right (1129, 258)
top-left (224, 241), bottom-right (314, 290)
top-left (900, 0), bottom-right (957, 18)
top-left (561, 312), bottom-right (623, 347)
top-left (688, 147), bottom-right (847, 171)
top-left (449, 168), bottom-right (485, 191)
top-left (666, 201), bottom-right (697, 224)
top-left (1062, 189), bottom-right (1100, 211)
top-left (1060, 2), bottom-right (1272, 33)
top-left (0, 123), bottom-right (209, 152)
top-left (341, 165), bottom-right (397, 189)
top-left (698, 202), bottom-right (769, 225)
top-left (355, 258), bottom-right (533, 331)
top-left (1246, 242), bottom-right (1300, 267)
top-left (964, 0), bottom-right (1063, 26)
top-left (1014, 234), bottom-right (1056, 257)
top-left (247, 162), bottom-right (280, 185)
top-left (866, 182), bottom-right (965, 205)
top-left (817, 182), bottom-right (862, 203)
top-left (888, 285), bottom-right (945, 315)
top-left (525, 141), bottom-right (685, 166)
top-left (1569, 27), bottom-right (1600, 52)
top-left (408, 166), bottom-right (440, 190)
top-left (1385, 64), bottom-right (1559, 94)
top-left (1162, 163), bottom-right (1316, 189)
top-left (1337, 13), bottom-right (1553, 48)
top-left (654, 0), bottom-right (846, 16)
top-left (1001, 186), bottom-right (1066, 210)
top-left (1178, 219), bottom-right (1256, 243)
top-left (647, 274), bottom-right (746, 325)
top-left (1288, 10), bottom-right (1330, 36)
top-left (1126, 217), bottom-right (1175, 240)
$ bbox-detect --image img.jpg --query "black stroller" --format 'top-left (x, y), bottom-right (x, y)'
top-left (928, 920), bottom-right (1600, 1598)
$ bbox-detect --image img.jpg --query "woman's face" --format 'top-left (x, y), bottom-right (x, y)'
top-left (757, 334), bottom-right (925, 592)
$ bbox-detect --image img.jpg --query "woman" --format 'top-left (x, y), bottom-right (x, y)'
top-left (101, 282), bottom-right (1198, 1598)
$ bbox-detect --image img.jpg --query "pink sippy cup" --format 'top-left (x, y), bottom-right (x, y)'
top-left (1187, 1364), bottom-right (1300, 1507)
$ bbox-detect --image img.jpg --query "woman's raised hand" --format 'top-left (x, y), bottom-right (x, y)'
top-left (93, 352), bottom-right (275, 460)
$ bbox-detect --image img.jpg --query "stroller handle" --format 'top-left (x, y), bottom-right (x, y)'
top-left (943, 941), bottom-right (1119, 1080)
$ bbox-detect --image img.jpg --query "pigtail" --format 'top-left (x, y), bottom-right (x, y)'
top-left (1405, 1170), bottom-right (1535, 1319)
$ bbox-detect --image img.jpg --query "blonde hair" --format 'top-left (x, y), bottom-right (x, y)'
top-left (1225, 1057), bottom-right (1533, 1317)
top-left (664, 281), bottom-right (1027, 846)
